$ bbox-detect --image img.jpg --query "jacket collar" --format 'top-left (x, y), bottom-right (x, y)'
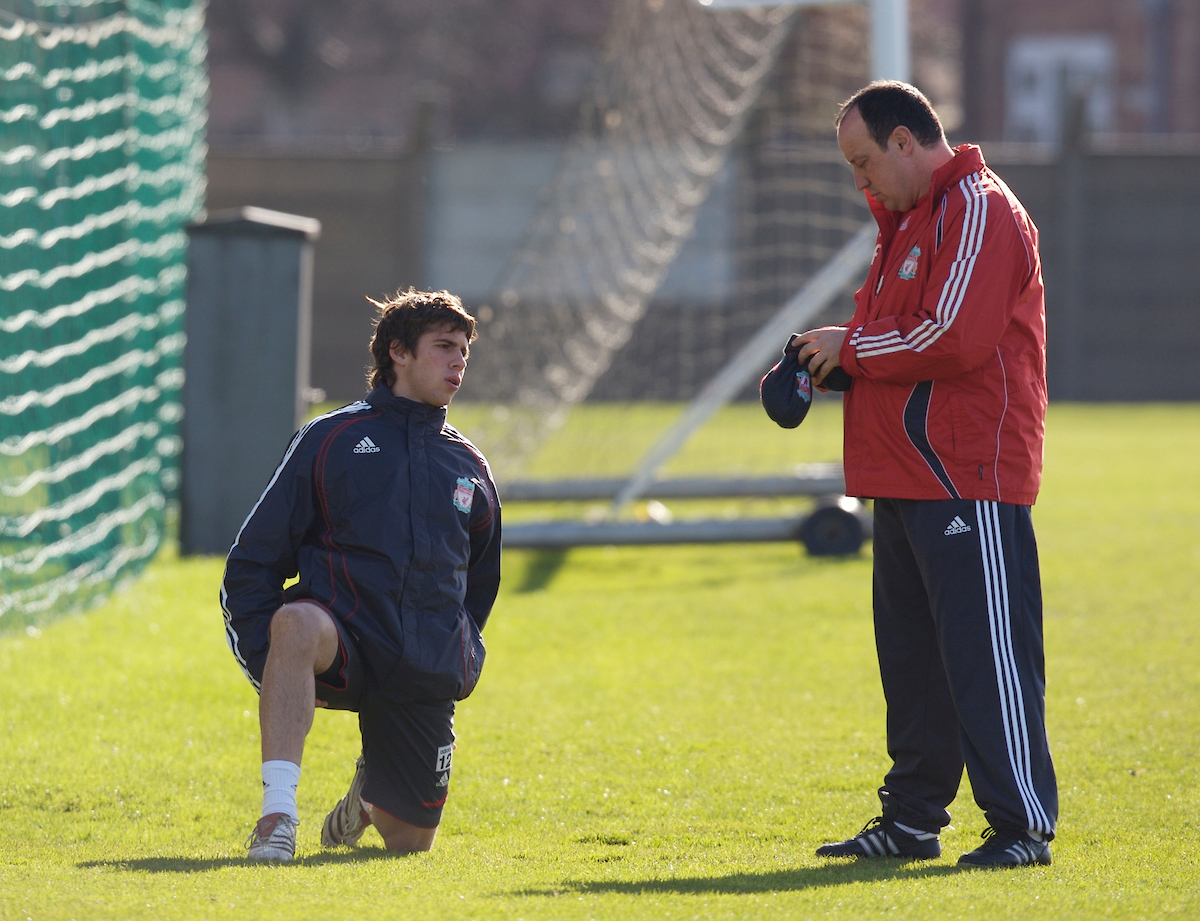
top-left (868, 144), bottom-right (987, 230)
top-left (366, 385), bottom-right (448, 431)
top-left (929, 144), bottom-right (985, 201)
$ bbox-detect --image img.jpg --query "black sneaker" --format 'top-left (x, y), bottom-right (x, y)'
top-left (957, 826), bottom-right (1052, 867)
top-left (816, 814), bottom-right (941, 859)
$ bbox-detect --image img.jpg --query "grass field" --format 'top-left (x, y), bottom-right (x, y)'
top-left (1, 403), bottom-right (1198, 920)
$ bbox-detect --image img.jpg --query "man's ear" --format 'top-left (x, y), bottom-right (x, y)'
top-left (388, 340), bottom-right (408, 366)
top-left (890, 125), bottom-right (916, 156)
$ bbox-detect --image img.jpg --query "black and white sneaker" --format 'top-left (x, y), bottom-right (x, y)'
top-left (957, 827), bottom-right (1052, 867)
top-left (816, 814), bottom-right (941, 859)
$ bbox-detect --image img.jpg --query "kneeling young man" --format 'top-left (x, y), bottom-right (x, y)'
top-left (222, 289), bottom-right (501, 861)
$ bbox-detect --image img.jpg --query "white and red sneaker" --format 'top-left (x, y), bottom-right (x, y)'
top-left (246, 812), bottom-right (297, 862)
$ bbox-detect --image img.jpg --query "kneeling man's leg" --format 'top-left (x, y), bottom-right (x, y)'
top-left (260, 602), bottom-right (340, 764)
top-left (246, 602), bottom-right (340, 862)
top-left (368, 805), bottom-right (439, 852)
top-left (355, 696), bottom-right (456, 852)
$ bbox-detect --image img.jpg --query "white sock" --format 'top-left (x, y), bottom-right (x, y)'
top-left (261, 760), bottom-right (301, 821)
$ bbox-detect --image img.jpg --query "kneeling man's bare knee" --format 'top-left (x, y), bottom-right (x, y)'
top-left (369, 805), bottom-right (438, 852)
top-left (268, 602), bottom-right (339, 671)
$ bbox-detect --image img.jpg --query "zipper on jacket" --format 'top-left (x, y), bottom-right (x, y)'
top-left (979, 464), bottom-right (984, 480)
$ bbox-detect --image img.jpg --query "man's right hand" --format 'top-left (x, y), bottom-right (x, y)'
top-left (793, 326), bottom-right (849, 387)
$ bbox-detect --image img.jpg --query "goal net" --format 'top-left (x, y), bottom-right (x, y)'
top-left (456, 0), bottom-right (872, 500)
top-left (0, 0), bottom-right (206, 628)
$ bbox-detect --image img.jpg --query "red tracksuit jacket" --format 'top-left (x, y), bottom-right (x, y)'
top-left (838, 145), bottom-right (1047, 505)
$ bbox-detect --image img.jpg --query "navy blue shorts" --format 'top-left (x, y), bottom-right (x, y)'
top-left (264, 604), bottom-right (457, 829)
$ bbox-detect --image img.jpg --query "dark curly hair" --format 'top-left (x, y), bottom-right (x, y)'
top-left (366, 288), bottom-right (477, 390)
top-left (836, 80), bottom-right (945, 151)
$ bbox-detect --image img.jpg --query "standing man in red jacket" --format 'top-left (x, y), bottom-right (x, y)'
top-left (796, 81), bottom-right (1056, 867)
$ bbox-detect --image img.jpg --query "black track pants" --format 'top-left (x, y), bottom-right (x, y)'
top-left (872, 497), bottom-right (1057, 837)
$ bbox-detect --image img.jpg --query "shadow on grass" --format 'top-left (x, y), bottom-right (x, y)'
top-left (513, 548), bottom-right (569, 593)
top-left (517, 862), bottom-right (964, 897)
top-left (77, 848), bottom-right (407, 873)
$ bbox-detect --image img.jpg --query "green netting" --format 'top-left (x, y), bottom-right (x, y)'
top-left (0, 0), bottom-right (206, 629)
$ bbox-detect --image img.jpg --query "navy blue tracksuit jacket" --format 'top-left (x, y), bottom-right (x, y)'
top-left (221, 386), bottom-right (502, 703)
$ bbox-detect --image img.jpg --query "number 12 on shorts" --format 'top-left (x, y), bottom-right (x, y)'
top-left (436, 744), bottom-right (454, 773)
